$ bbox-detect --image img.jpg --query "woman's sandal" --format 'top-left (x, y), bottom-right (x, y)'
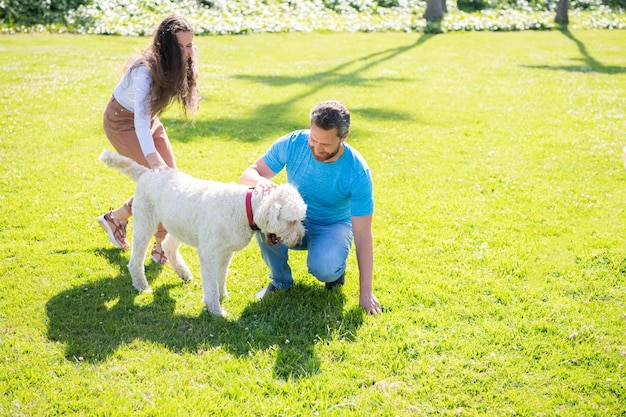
top-left (150, 243), bottom-right (168, 265)
top-left (98, 210), bottom-right (130, 250)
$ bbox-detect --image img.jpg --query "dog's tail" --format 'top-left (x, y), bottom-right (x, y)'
top-left (99, 149), bottom-right (149, 182)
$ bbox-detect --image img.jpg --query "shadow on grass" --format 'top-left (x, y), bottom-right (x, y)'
top-left (47, 34), bottom-right (429, 379)
top-left (45, 247), bottom-right (364, 380)
top-left (521, 27), bottom-right (625, 74)
top-left (161, 34), bottom-right (433, 144)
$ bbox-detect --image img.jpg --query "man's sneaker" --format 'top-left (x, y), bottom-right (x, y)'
top-left (98, 211), bottom-right (130, 250)
top-left (255, 283), bottom-right (279, 299)
top-left (325, 272), bottom-right (345, 290)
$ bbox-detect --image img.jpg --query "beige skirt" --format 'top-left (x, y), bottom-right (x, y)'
top-left (102, 96), bottom-right (176, 168)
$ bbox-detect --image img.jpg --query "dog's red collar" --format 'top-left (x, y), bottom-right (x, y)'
top-left (246, 188), bottom-right (260, 231)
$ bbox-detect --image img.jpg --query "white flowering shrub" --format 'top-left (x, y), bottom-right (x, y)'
top-left (3, 0), bottom-right (625, 34)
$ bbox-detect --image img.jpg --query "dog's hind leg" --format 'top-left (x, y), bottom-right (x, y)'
top-left (127, 202), bottom-right (157, 292)
top-left (197, 247), bottom-right (228, 317)
top-left (162, 235), bottom-right (192, 282)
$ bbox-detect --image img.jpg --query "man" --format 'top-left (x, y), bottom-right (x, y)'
top-left (240, 100), bottom-right (381, 315)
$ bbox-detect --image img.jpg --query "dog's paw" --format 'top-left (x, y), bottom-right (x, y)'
top-left (133, 283), bottom-right (153, 293)
top-left (204, 304), bottom-right (228, 317)
top-left (170, 264), bottom-right (192, 282)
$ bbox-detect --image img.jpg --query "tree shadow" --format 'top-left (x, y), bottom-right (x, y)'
top-left (162, 34), bottom-right (433, 144)
top-left (46, 247), bottom-right (364, 380)
top-left (521, 27), bottom-right (625, 74)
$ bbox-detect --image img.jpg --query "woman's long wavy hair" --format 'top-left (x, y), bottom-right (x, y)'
top-left (129, 15), bottom-right (201, 121)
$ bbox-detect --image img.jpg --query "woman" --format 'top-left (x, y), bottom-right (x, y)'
top-left (98, 14), bottom-right (201, 264)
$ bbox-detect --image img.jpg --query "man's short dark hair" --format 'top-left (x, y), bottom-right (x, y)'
top-left (310, 100), bottom-right (350, 138)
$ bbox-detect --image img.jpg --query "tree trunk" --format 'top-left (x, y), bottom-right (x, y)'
top-left (555, 0), bottom-right (569, 25)
top-left (423, 0), bottom-right (446, 20)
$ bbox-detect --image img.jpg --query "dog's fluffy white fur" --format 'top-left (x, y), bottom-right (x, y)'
top-left (99, 150), bottom-right (306, 316)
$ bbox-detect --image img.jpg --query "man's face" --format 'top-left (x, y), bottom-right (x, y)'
top-left (308, 123), bottom-right (346, 162)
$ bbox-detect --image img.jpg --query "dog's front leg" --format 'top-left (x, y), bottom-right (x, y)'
top-left (197, 247), bottom-right (228, 317)
top-left (217, 252), bottom-right (233, 300)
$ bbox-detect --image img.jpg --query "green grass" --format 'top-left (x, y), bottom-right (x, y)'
top-left (1, 29), bottom-right (625, 416)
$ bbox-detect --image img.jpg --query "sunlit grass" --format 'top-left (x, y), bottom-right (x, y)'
top-left (0, 30), bottom-right (625, 416)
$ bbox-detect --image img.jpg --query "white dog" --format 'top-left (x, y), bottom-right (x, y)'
top-left (98, 150), bottom-right (306, 316)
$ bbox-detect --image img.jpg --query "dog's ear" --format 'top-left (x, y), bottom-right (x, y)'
top-left (266, 202), bottom-right (282, 230)
top-left (254, 198), bottom-right (276, 232)
top-left (277, 193), bottom-right (307, 222)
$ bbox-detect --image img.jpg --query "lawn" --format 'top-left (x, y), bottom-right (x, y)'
top-left (0, 29), bottom-right (625, 416)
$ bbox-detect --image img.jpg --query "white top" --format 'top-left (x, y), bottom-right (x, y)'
top-left (112, 64), bottom-right (157, 157)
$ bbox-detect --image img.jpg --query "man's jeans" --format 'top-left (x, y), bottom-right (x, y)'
top-left (256, 220), bottom-right (353, 290)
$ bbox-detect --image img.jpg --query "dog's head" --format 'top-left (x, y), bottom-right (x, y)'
top-left (254, 183), bottom-right (306, 247)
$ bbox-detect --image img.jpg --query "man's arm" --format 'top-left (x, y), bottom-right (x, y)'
top-left (240, 157), bottom-right (277, 186)
top-left (352, 214), bottom-right (381, 315)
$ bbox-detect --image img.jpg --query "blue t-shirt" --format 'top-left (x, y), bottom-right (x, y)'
top-left (262, 129), bottom-right (374, 225)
